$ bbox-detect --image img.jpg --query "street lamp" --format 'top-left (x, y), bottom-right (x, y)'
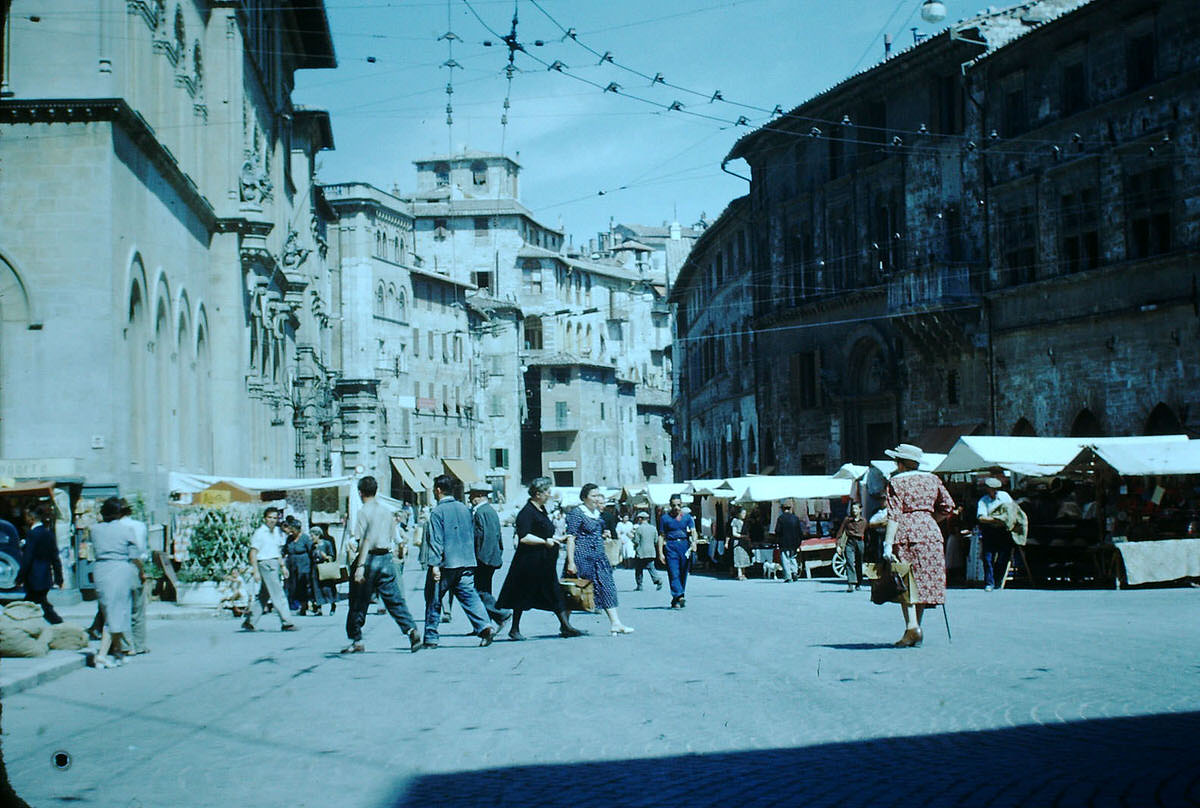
top-left (281, 367), bottom-right (334, 475)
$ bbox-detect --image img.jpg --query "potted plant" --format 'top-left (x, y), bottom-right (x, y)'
top-left (173, 504), bottom-right (260, 607)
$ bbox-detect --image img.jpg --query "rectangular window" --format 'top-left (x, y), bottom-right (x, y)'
top-left (427, 331), bottom-right (434, 357)
top-left (552, 470), bottom-right (574, 487)
top-left (552, 367), bottom-right (570, 384)
top-left (1000, 205), bottom-right (1037, 285)
top-left (789, 351), bottom-right (819, 409)
top-left (1062, 60), bottom-right (1087, 116)
top-left (1125, 166), bottom-right (1172, 260)
top-left (933, 73), bottom-right (963, 135)
top-left (1003, 85), bottom-right (1026, 135)
top-left (434, 218), bottom-right (448, 241)
top-left (472, 271), bottom-right (493, 293)
top-left (413, 327), bottom-right (420, 357)
top-left (474, 217), bottom-right (489, 242)
top-left (1059, 188), bottom-right (1100, 274)
top-left (441, 333), bottom-right (448, 363)
top-left (1126, 31), bottom-right (1155, 91)
top-left (488, 395), bottom-right (504, 417)
top-left (491, 448), bottom-right (509, 468)
top-left (600, 403), bottom-right (605, 421)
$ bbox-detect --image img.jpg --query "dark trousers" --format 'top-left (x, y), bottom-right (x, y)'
top-left (981, 526), bottom-right (1013, 588)
top-left (27, 590), bottom-right (63, 625)
top-left (423, 567), bottom-right (491, 645)
top-left (633, 557), bottom-right (662, 588)
top-left (474, 564), bottom-right (511, 624)
top-left (843, 538), bottom-right (865, 585)
top-left (345, 553), bottom-right (417, 641)
top-left (664, 539), bottom-right (691, 599)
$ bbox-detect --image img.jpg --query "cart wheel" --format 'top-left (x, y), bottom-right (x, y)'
top-left (831, 548), bottom-right (847, 579)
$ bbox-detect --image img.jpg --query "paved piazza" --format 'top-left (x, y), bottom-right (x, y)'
top-left (5, 568), bottom-right (1200, 807)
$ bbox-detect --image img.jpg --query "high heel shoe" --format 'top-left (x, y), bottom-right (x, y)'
top-left (894, 627), bottom-right (923, 648)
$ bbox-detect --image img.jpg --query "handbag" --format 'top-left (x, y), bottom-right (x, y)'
top-left (559, 576), bottom-right (596, 612)
top-left (865, 561), bottom-right (917, 605)
top-left (317, 561), bottom-right (347, 583)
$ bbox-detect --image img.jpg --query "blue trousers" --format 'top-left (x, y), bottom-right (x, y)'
top-left (423, 567), bottom-right (491, 644)
top-left (664, 539), bottom-right (691, 599)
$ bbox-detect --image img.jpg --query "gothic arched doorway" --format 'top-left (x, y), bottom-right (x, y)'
top-left (1069, 408), bottom-right (1104, 438)
top-left (1144, 402), bottom-right (1183, 436)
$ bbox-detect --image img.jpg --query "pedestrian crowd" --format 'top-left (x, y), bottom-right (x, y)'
top-left (54, 440), bottom-right (1024, 667)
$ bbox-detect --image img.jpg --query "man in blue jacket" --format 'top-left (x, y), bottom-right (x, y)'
top-left (423, 474), bottom-right (495, 648)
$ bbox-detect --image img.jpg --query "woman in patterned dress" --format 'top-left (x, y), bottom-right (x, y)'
top-left (882, 443), bottom-right (956, 648)
top-left (565, 483), bottom-right (634, 635)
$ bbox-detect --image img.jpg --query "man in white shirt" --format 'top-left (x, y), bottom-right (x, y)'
top-left (119, 499), bottom-right (151, 653)
top-left (241, 507), bottom-right (298, 632)
top-left (976, 477), bottom-right (1014, 591)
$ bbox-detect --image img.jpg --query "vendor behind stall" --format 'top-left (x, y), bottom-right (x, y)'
top-left (976, 477), bottom-right (1014, 591)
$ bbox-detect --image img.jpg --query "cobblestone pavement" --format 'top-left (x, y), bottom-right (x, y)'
top-left (5, 568), bottom-right (1200, 807)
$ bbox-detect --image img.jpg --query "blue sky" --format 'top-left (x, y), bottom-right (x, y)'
top-left (294, 0), bottom-right (960, 241)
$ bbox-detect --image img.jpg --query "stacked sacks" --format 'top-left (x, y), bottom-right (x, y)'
top-left (0, 601), bottom-right (51, 658)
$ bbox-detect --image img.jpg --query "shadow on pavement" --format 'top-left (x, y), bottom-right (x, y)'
top-left (382, 711), bottom-right (1200, 808)
top-left (812, 642), bottom-right (898, 650)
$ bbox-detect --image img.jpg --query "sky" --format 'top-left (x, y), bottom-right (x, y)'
top-left (293, 0), bottom-right (961, 242)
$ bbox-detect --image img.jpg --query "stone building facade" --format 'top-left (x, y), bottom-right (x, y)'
top-left (0, 0), bottom-right (338, 513)
top-left (324, 151), bottom-right (680, 502)
top-left (704, 0), bottom-right (1198, 475)
top-left (670, 197), bottom-right (759, 479)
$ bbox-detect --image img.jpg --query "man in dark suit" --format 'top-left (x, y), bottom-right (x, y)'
top-left (468, 482), bottom-right (510, 629)
top-left (774, 500), bottom-right (803, 582)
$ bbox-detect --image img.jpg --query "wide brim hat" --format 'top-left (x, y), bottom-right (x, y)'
top-left (636, 511), bottom-right (650, 519)
top-left (884, 443), bottom-right (925, 464)
top-left (466, 481), bottom-right (492, 494)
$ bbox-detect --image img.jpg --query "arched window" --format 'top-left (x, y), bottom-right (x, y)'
top-left (396, 289), bottom-right (407, 322)
top-left (583, 324), bottom-right (592, 355)
top-left (1144, 402), bottom-right (1184, 436)
top-left (386, 284), bottom-right (397, 318)
top-left (524, 316), bottom-right (543, 351)
top-left (374, 282), bottom-right (386, 316)
top-left (434, 162), bottom-right (450, 186)
top-left (470, 160), bottom-right (487, 186)
top-left (1069, 408), bottom-right (1104, 437)
top-left (1011, 417), bottom-right (1037, 437)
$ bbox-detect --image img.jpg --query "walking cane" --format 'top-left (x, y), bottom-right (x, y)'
top-left (940, 601), bottom-right (952, 642)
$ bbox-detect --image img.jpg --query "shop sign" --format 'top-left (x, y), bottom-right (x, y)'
top-left (0, 457), bottom-right (78, 479)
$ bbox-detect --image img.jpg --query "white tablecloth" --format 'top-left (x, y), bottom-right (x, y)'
top-left (1115, 539), bottom-right (1200, 585)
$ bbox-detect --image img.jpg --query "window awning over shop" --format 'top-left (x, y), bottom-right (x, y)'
top-left (1061, 439), bottom-right (1200, 478)
top-left (391, 458), bottom-right (431, 491)
top-left (442, 458), bottom-right (484, 484)
top-left (933, 435), bottom-right (1190, 477)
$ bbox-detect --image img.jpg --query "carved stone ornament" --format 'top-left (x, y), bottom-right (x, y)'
top-left (281, 228), bottom-right (311, 270)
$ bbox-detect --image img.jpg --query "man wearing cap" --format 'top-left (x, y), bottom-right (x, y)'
top-left (976, 476), bottom-right (1014, 591)
top-left (242, 507), bottom-right (298, 633)
top-left (342, 476), bottom-right (422, 653)
top-left (657, 494), bottom-right (698, 608)
top-left (773, 500), bottom-right (803, 583)
top-left (631, 511), bottom-right (662, 591)
top-left (469, 482), bottom-right (510, 629)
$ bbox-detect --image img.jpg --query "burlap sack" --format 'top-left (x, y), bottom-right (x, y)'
top-left (0, 600), bottom-right (51, 658)
top-left (48, 622), bottom-right (90, 651)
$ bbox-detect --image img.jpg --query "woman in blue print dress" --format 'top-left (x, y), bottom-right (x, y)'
top-left (565, 483), bottom-right (634, 635)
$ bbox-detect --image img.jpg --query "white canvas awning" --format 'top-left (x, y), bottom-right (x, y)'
top-left (833, 463), bottom-right (869, 480)
top-left (168, 472), bottom-right (354, 495)
top-left (934, 435), bottom-right (1190, 476)
top-left (643, 483), bottom-right (690, 506)
top-left (1063, 440), bottom-right (1200, 477)
top-left (682, 478), bottom-right (729, 496)
top-left (869, 453), bottom-right (947, 476)
top-left (731, 475), bottom-right (853, 504)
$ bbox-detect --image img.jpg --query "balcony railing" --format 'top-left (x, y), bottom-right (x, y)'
top-left (542, 413), bottom-right (579, 432)
top-left (887, 263), bottom-right (977, 314)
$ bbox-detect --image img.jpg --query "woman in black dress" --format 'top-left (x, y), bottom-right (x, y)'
top-left (496, 477), bottom-right (584, 641)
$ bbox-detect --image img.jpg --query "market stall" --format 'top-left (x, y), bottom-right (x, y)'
top-left (166, 472), bottom-right (355, 608)
top-left (1059, 440), bottom-right (1200, 587)
top-left (934, 434), bottom-right (1192, 587)
top-left (727, 475), bottom-right (852, 577)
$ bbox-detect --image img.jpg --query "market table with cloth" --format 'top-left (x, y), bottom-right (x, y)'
top-left (1112, 538), bottom-right (1200, 586)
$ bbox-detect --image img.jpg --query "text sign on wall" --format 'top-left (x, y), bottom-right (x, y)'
top-left (0, 458), bottom-right (79, 479)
